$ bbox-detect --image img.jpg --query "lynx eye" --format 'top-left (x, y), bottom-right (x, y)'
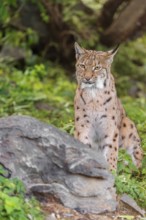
top-left (79, 64), bottom-right (85, 69)
top-left (94, 65), bottom-right (101, 71)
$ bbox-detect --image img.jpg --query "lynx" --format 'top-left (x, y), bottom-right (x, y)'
top-left (74, 42), bottom-right (143, 171)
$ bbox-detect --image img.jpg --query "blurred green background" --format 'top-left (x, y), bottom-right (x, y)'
top-left (0, 0), bottom-right (146, 211)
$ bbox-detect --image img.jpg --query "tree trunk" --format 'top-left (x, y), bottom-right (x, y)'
top-left (98, 0), bottom-right (127, 29)
top-left (99, 0), bottom-right (146, 46)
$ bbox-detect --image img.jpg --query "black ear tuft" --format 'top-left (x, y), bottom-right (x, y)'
top-left (106, 44), bottom-right (120, 63)
top-left (111, 44), bottom-right (120, 55)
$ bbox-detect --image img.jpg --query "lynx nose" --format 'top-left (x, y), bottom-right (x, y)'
top-left (85, 75), bottom-right (92, 81)
top-left (85, 77), bottom-right (91, 81)
top-left (84, 77), bottom-right (93, 84)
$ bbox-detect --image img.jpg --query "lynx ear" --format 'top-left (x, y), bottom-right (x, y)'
top-left (107, 44), bottom-right (120, 62)
top-left (74, 42), bottom-right (85, 59)
top-left (110, 44), bottom-right (120, 56)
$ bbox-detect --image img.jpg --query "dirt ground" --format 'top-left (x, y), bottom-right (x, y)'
top-left (41, 196), bottom-right (145, 220)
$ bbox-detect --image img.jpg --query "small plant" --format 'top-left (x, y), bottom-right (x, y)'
top-left (0, 165), bottom-right (44, 220)
top-left (117, 215), bottom-right (135, 220)
top-left (115, 149), bottom-right (146, 209)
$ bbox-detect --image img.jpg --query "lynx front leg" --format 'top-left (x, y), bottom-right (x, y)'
top-left (102, 130), bottom-right (119, 171)
top-left (74, 125), bottom-right (93, 148)
top-left (120, 117), bottom-right (143, 168)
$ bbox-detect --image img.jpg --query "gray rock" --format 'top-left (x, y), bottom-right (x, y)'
top-left (0, 45), bottom-right (25, 62)
top-left (45, 213), bottom-right (57, 220)
top-left (121, 194), bottom-right (145, 216)
top-left (0, 115), bottom-right (117, 214)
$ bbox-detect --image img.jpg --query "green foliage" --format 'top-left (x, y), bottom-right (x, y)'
top-left (61, 0), bottom-right (104, 47)
top-left (0, 0), bottom-right (17, 25)
top-left (36, 1), bottom-right (50, 23)
top-left (115, 149), bottom-right (146, 208)
top-left (0, 166), bottom-right (44, 220)
top-left (113, 38), bottom-right (146, 96)
top-left (0, 62), bottom-right (75, 133)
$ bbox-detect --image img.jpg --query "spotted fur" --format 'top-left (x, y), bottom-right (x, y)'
top-left (74, 42), bottom-right (143, 171)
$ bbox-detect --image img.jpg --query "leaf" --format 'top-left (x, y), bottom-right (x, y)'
top-left (4, 196), bottom-right (21, 214)
top-left (118, 215), bottom-right (135, 220)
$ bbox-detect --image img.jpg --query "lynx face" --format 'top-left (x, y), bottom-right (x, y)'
top-left (75, 43), bottom-right (116, 90)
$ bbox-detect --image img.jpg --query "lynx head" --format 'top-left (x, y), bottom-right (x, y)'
top-left (74, 42), bottom-right (119, 89)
